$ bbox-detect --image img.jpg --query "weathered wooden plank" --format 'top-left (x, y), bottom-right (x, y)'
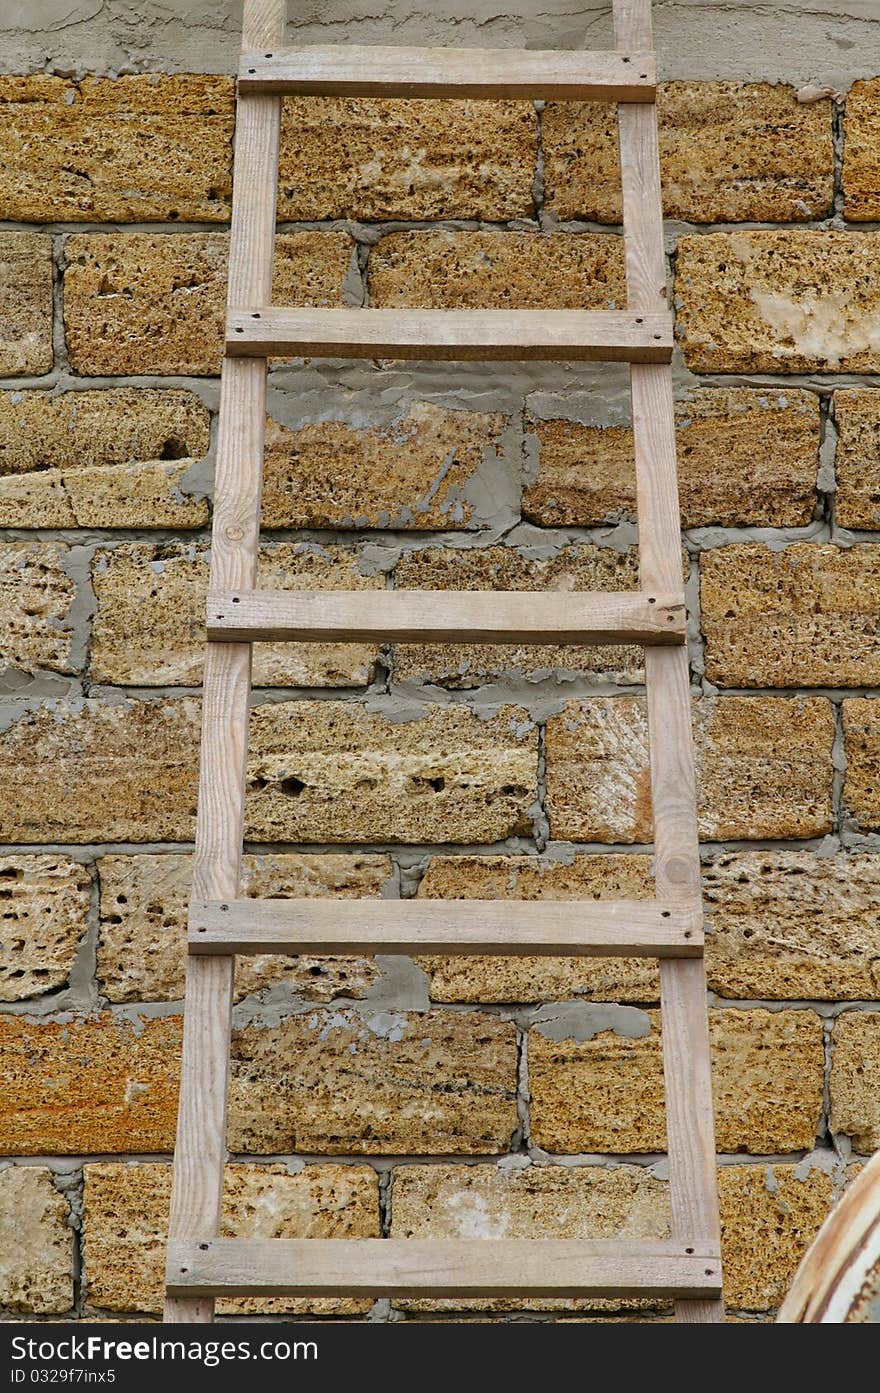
top-left (167, 1238), bottom-right (722, 1299)
top-left (205, 588), bottom-right (686, 645)
top-left (188, 897), bottom-right (704, 957)
top-left (164, 0), bottom-right (286, 1328)
top-left (225, 307), bottom-right (674, 362)
top-left (613, 0), bottom-right (723, 1325)
top-left (238, 45), bottom-right (656, 100)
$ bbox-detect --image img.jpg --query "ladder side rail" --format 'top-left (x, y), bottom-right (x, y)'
top-left (612, 0), bottom-right (724, 1324)
top-left (163, 0), bottom-right (286, 1324)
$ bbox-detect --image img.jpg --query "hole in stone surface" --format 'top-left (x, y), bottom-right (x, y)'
top-left (279, 776), bottom-right (306, 798)
top-left (427, 776), bottom-right (445, 792)
top-left (159, 436), bottom-right (188, 460)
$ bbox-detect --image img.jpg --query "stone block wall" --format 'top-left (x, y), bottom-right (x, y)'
top-left (2, 8), bottom-right (880, 1326)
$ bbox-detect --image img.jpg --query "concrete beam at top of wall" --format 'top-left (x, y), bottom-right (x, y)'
top-left (0, 1), bottom-right (877, 87)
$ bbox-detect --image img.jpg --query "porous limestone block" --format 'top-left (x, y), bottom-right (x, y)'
top-left (278, 97), bottom-right (535, 220)
top-left (0, 387), bottom-right (210, 529)
top-left (544, 696), bottom-right (834, 842)
top-left (0, 696), bottom-right (200, 843)
top-left (261, 402), bottom-right (508, 530)
top-left (701, 543), bottom-right (880, 687)
top-left (245, 701), bottom-right (538, 844)
top-left (0, 75), bottom-right (234, 222)
top-left (0, 1012), bottom-right (182, 1154)
top-left (97, 851), bottom-right (389, 1003)
top-left (718, 1163), bottom-right (846, 1312)
top-left (676, 231), bottom-right (880, 374)
top-left (834, 389), bottom-right (880, 530)
top-left (390, 1162), bottom-right (670, 1313)
top-left (415, 853), bottom-right (658, 1004)
top-left (704, 850), bottom-right (880, 1001)
top-left (228, 1008), bottom-right (518, 1154)
top-left (542, 82), bottom-right (832, 223)
top-left (843, 699), bottom-right (880, 831)
top-left (90, 542), bottom-right (384, 687)
top-left (0, 1167), bottom-right (73, 1314)
top-left (842, 78), bottom-right (880, 221)
top-left (0, 232), bottom-right (52, 376)
top-left (0, 854), bottom-right (90, 1002)
top-left (82, 1162), bottom-right (379, 1316)
top-left (523, 389), bottom-right (819, 528)
top-left (64, 232), bottom-right (352, 375)
top-left (830, 1012), bottom-right (880, 1153)
top-left (368, 230), bottom-right (625, 308)
top-left (0, 542), bottom-right (75, 674)
top-left (528, 1007), bottom-right (824, 1154)
top-left (392, 543), bottom-right (644, 686)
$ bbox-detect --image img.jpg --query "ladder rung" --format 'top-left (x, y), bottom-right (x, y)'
top-left (226, 308), bottom-right (674, 363)
top-left (205, 589), bottom-right (687, 645)
top-left (238, 45), bottom-right (657, 101)
top-left (188, 897), bottom-right (704, 957)
top-left (166, 1238), bottom-right (722, 1299)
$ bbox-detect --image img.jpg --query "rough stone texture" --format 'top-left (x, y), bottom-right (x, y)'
top-left (390, 1163), bottom-right (670, 1313)
top-left (545, 696), bottom-right (835, 843)
top-left (97, 852), bottom-right (389, 1003)
top-left (0, 387), bottom-right (210, 529)
top-left (718, 1164), bottom-right (842, 1312)
top-left (0, 854), bottom-right (91, 1003)
top-left (368, 231), bottom-right (626, 309)
top-left (0, 232), bottom-right (52, 376)
top-left (834, 389), bottom-right (880, 531)
top-left (830, 1012), bottom-right (880, 1153)
top-left (262, 401), bottom-right (507, 530)
top-left (91, 542), bottom-right (384, 687)
top-left (393, 544), bottom-right (644, 686)
top-left (705, 851), bottom-right (880, 1001)
top-left (701, 544), bottom-right (880, 688)
top-left (390, 1160), bottom-right (843, 1315)
top-left (0, 1167), bottom-right (73, 1314)
top-left (279, 97), bottom-right (535, 220)
top-left (843, 699), bottom-right (880, 832)
top-left (543, 82), bottom-right (832, 224)
top-left (64, 232), bottom-right (352, 376)
top-left (0, 1013), bottom-right (181, 1154)
top-left (82, 1162), bottom-right (379, 1316)
top-left (245, 701), bottom-right (538, 844)
top-left (842, 78), bottom-right (880, 221)
top-left (0, 696), bottom-right (200, 843)
top-left (0, 542), bottom-right (75, 675)
top-left (415, 853), bottom-right (659, 1004)
top-left (228, 1009), bottom-right (518, 1155)
top-left (528, 1008), bottom-right (825, 1154)
top-left (523, 389), bottom-right (819, 529)
top-left (0, 75), bottom-right (234, 222)
top-left (676, 231), bottom-right (880, 374)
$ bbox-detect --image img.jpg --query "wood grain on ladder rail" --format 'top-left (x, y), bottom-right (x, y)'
top-left (162, 0), bottom-right (286, 1326)
top-left (613, 0), bottom-right (724, 1323)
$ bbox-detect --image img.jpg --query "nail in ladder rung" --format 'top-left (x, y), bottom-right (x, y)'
top-left (164, 0), bottom-right (722, 1323)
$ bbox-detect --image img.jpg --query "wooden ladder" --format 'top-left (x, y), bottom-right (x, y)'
top-left (164, 0), bottom-right (723, 1324)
